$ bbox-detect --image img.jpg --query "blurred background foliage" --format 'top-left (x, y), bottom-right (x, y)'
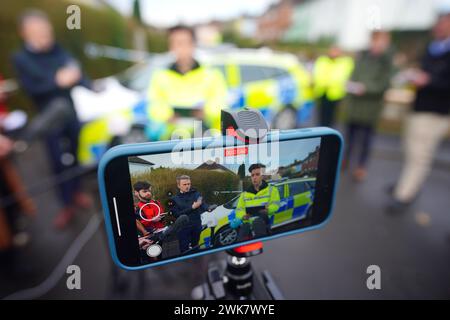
top-left (0, 0), bottom-right (167, 114)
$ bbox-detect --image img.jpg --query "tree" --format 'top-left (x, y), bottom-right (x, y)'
top-left (133, 0), bottom-right (142, 25)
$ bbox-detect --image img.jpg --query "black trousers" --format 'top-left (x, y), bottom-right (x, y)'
top-left (42, 98), bottom-right (81, 206)
top-left (238, 212), bottom-right (269, 241)
top-left (318, 95), bottom-right (341, 127)
top-left (177, 224), bottom-right (202, 253)
top-left (345, 122), bottom-right (375, 168)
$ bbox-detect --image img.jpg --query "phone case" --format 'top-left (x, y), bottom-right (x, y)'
top-left (98, 127), bottom-right (344, 270)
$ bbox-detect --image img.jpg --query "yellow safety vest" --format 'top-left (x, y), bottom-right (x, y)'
top-left (235, 183), bottom-right (281, 218)
top-left (313, 55), bottom-right (354, 101)
top-left (147, 65), bottom-right (228, 131)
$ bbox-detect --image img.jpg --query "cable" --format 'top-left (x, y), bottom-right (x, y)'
top-left (2, 213), bottom-right (103, 300)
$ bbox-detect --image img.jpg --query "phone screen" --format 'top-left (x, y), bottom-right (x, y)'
top-left (126, 136), bottom-right (325, 264)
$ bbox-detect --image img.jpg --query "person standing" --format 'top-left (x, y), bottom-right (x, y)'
top-left (389, 13), bottom-right (450, 210)
top-left (13, 9), bottom-right (92, 229)
top-left (313, 46), bottom-right (354, 127)
top-left (147, 25), bottom-right (228, 139)
top-left (344, 31), bottom-right (394, 182)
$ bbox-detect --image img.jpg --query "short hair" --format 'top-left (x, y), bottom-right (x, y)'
top-left (176, 175), bottom-right (191, 183)
top-left (17, 9), bottom-right (49, 29)
top-left (133, 181), bottom-right (151, 192)
top-left (248, 163), bottom-right (266, 173)
top-left (168, 24), bottom-right (195, 41)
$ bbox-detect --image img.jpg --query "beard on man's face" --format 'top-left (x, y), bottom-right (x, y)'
top-left (139, 192), bottom-right (152, 201)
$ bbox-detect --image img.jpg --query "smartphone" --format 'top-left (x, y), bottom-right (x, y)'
top-left (98, 128), bottom-right (343, 270)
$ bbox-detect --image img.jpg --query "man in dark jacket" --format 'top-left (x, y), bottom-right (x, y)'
top-left (390, 12), bottom-right (450, 209)
top-left (171, 175), bottom-right (211, 253)
top-left (13, 9), bottom-right (92, 229)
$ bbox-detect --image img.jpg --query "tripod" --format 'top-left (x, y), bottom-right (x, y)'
top-left (191, 108), bottom-right (286, 300)
top-left (191, 243), bottom-right (284, 300)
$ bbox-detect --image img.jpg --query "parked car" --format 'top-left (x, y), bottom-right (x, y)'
top-left (199, 177), bottom-right (316, 248)
top-left (72, 48), bottom-right (314, 165)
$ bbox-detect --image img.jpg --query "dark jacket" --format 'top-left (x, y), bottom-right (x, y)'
top-left (245, 180), bottom-right (269, 195)
top-left (414, 44), bottom-right (450, 115)
top-left (346, 50), bottom-right (394, 126)
top-left (171, 188), bottom-right (209, 226)
top-left (169, 59), bottom-right (201, 75)
top-left (12, 43), bottom-right (89, 110)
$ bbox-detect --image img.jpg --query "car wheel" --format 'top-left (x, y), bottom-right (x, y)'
top-left (213, 225), bottom-right (238, 247)
top-left (273, 106), bottom-right (297, 130)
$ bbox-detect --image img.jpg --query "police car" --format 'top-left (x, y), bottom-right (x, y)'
top-left (72, 48), bottom-right (314, 165)
top-left (199, 177), bottom-right (316, 249)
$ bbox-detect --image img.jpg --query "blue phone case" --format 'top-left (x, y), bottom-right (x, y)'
top-left (98, 127), bottom-right (343, 270)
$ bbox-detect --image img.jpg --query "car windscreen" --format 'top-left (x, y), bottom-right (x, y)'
top-left (240, 65), bottom-right (290, 84)
top-left (116, 62), bottom-right (154, 92)
top-left (224, 195), bottom-right (240, 209)
top-left (117, 56), bottom-right (172, 92)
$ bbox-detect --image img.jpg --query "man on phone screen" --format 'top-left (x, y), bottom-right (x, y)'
top-left (236, 164), bottom-right (280, 240)
top-left (133, 181), bottom-right (166, 232)
top-left (171, 175), bottom-right (211, 253)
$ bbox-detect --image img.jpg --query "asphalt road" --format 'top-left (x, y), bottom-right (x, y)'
top-left (1, 134), bottom-right (450, 300)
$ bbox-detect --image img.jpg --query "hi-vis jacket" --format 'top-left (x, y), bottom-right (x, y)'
top-left (235, 180), bottom-right (281, 218)
top-left (147, 61), bottom-right (228, 131)
top-left (313, 55), bottom-right (354, 101)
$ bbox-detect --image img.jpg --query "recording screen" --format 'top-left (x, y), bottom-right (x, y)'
top-left (128, 138), bottom-right (321, 263)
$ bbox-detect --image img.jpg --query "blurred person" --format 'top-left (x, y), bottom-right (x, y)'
top-left (388, 13), bottom-right (450, 210)
top-left (0, 73), bottom-right (36, 218)
top-left (313, 46), bottom-right (354, 127)
top-left (12, 9), bottom-right (92, 229)
top-left (147, 25), bottom-right (227, 139)
top-left (0, 133), bottom-right (36, 275)
top-left (235, 164), bottom-right (280, 240)
top-left (0, 74), bottom-right (8, 115)
top-left (0, 134), bottom-right (13, 158)
top-left (344, 31), bottom-right (394, 182)
top-left (171, 175), bottom-right (212, 253)
top-left (0, 134), bottom-right (14, 272)
top-left (0, 75), bottom-right (37, 275)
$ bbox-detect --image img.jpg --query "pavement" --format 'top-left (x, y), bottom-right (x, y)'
top-left (1, 133), bottom-right (450, 300)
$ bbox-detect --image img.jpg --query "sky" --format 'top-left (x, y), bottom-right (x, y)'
top-left (105, 0), bottom-right (279, 27)
top-left (129, 137), bottom-right (321, 176)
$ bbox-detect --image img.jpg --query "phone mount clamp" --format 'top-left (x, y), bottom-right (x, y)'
top-left (192, 108), bottom-right (284, 300)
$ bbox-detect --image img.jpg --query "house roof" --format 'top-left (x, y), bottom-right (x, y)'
top-left (129, 156), bottom-right (154, 166)
top-left (195, 160), bottom-right (233, 173)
